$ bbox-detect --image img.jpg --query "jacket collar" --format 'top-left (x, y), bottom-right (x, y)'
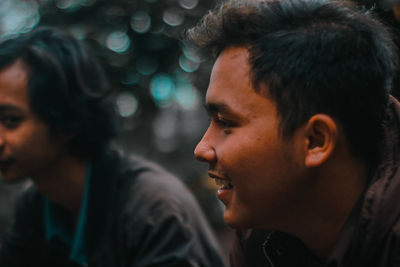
top-left (347, 96), bottom-right (400, 264)
top-left (262, 231), bottom-right (325, 267)
top-left (262, 96), bottom-right (400, 267)
top-left (84, 147), bottom-right (122, 256)
top-left (326, 95), bottom-right (400, 266)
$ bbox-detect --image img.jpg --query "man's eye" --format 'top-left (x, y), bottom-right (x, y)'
top-left (216, 118), bottom-right (230, 128)
top-left (214, 115), bottom-right (235, 130)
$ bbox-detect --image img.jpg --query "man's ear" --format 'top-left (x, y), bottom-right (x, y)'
top-left (303, 114), bottom-right (338, 167)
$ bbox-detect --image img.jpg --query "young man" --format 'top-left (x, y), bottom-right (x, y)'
top-left (188, 0), bottom-right (400, 266)
top-left (0, 27), bottom-right (226, 267)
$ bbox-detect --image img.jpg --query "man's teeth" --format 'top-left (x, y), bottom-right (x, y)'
top-left (214, 178), bottom-right (233, 189)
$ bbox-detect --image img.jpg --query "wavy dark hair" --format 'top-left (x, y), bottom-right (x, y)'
top-left (187, 0), bottom-right (397, 164)
top-left (0, 27), bottom-right (118, 159)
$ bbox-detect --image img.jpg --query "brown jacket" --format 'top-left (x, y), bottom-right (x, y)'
top-left (230, 96), bottom-right (400, 267)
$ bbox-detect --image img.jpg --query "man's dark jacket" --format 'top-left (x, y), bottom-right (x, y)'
top-left (0, 148), bottom-right (226, 267)
top-left (230, 96), bottom-right (400, 267)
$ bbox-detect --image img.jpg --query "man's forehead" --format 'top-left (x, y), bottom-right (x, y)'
top-left (214, 46), bottom-right (250, 69)
top-left (207, 48), bottom-right (255, 99)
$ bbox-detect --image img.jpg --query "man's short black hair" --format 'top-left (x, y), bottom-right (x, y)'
top-left (187, 0), bottom-right (397, 164)
top-left (0, 27), bottom-right (118, 159)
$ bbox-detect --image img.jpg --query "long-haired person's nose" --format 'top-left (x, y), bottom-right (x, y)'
top-left (194, 138), bottom-right (216, 163)
top-left (0, 131), bottom-right (5, 149)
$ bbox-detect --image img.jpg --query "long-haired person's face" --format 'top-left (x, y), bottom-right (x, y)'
top-left (194, 46), bottom-right (307, 229)
top-left (0, 60), bottom-right (67, 183)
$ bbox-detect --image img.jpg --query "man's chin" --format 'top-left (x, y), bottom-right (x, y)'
top-left (224, 211), bottom-right (254, 229)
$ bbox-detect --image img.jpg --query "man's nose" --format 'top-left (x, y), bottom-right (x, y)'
top-left (194, 135), bottom-right (216, 164)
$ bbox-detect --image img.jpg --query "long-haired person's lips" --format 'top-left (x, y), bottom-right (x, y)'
top-left (208, 172), bottom-right (234, 190)
top-left (0, 158), bottom-right (15, 165)
top-left (0, 159), bottom-right (14, 171)
top-left (0, 158), bottom-right (14, 164)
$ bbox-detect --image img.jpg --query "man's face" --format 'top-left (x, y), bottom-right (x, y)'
top-left (0, 60), bottom-right (67, 183)
top-left (195, 46), bottom-right (308, 229)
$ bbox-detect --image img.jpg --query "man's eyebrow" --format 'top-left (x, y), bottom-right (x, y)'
top-left (204, 102), bottom-right (239, 118)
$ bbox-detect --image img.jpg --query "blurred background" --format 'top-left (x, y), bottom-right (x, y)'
top-left (0, 0), bottom-right (234, 258)
top-left (0, 0), bottom-right (399, 261)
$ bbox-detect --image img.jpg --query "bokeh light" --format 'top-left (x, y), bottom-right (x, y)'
top-left (150, 74), bottom-right (175, 106)
top-left (175, 82), bottom-right (199, 110)
top-left (179, 54), bottom-right (200, 72)
top-left (152, 110), bottom-right (179, 152)
top-left (181, 44), bottom-right (201, 62)
top-left (131, 11), bottom-right (152, 34)
top-left (0, 1), bottom-right (40, 39)
top-left (162, 7), bottom-right (185, 27)
top-left (116, 92), bottom-right (139, 118)
top-left (106, 31), bottom-right (131, 54)
top-left (179, 0), bottom-right (199, 10)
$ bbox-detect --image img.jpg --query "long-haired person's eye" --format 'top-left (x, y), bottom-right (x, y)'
top-left (1, 115), bottom-right (22, 129)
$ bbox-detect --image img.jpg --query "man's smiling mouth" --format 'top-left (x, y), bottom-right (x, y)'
top-left (208, 172), bottom-right (234, 205)
top-left (208, 172), bottom-right (234, 190)
top-left (215, 178), bottom-right (234, 190)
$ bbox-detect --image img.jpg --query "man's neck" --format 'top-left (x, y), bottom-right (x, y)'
top-left (32, 154), bottom-right (88, 217)
top-left (281, 151), bottom-right (367, 259)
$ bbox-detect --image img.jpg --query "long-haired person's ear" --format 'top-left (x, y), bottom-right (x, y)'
top-left (304, 114), bottom-right (338, 168)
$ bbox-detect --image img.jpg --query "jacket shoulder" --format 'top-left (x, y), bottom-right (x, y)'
top-left (385, 219), bottom-right (400, 266)
top-left (112, 154), bottom-right (227, 266)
